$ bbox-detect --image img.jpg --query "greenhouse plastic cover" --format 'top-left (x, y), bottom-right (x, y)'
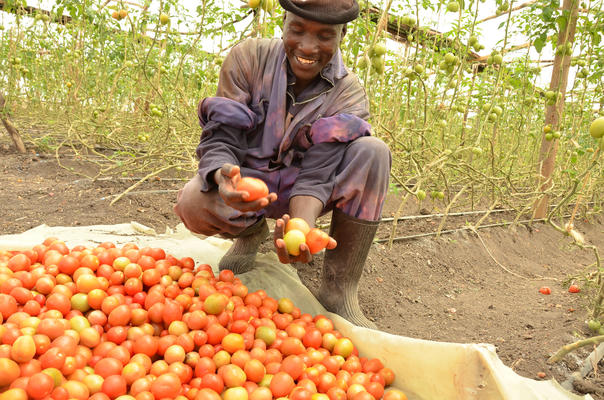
top-left (0, 222), bottom-right (592, 400)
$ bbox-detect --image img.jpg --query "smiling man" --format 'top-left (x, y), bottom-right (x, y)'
top-left (174, 0), bottom-right (391, 328)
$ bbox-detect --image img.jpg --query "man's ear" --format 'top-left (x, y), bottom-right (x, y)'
top-left (341, 24), bottom-right (347, 40)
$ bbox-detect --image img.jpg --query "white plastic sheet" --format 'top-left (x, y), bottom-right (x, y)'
top-left (0, 223), bottom-right (592, 400)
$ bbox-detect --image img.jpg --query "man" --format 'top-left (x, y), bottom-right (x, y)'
top-left (174, 0), bottom-right (391, 328)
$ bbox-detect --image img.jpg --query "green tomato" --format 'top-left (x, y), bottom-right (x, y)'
top-left (159, 13), bottom-right (170, 25)
top-left (589, 117), bottom-right (604, 139)
top-left (70, 293), bottom-right (90, 313)
top-left (493, 54), bottom-right (503, 65)
top-left (587, 319), bottom-right (602, 332)
top-left (416, 190), bottom-right (426, 201)
top-left (492, 105), bottom-right (503, 116)
top-left (371, 56), bottom-right (385, 74)
top-left (447, 1), bottom-right (460, 12)
top-left (471, 147), bottom-right (483, 155)
top-left (70, 315), bottom-right (91, 332)
top-left (261, 0), bottom-right (274, 12)
top-left (482, 103), bottom-right (492, 113)
top-left (371, 43), bottom-right (387, 57)
top-left (248, 0), bottom-right (261, 8)
top-left (444, 52), bottom-right (456, 64)
top-left (357, 55), bottom-right (369, 70)
top-left (414, 64), bottom-right (424, 74)
top-left (545, 133), bottom-right (553, 141)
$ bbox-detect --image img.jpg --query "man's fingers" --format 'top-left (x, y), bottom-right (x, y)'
top-left (275, 238), bottom-right (290, 263)
top-left (326, 238), bottom-right (337, 250)
top-left (298, 243), bottom-right (312, 263)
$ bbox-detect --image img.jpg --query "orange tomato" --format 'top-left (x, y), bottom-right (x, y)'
top-left (270, 371), bottom-right (295, 397)
top-left (285, 218), bottom-right (311, 235)
top-left (305, 228), bottom-right (331, 254)
top-left (236, 177), bottom-right (269, 201)
top-left (0, 358), bottom-right (20, 386)
top-left (383, 389), bottom-right (408, 400)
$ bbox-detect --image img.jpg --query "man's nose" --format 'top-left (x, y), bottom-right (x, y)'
top-left (298, 36), bottom-right (319, 55)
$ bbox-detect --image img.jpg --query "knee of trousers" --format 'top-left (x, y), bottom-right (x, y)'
top-left (346, 136), bottom-right (392, 174)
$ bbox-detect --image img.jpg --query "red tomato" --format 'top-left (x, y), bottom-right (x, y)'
top-left (26, 372), bottom-right (54, 399)
top-left (569, 284), bottom-right (580, 293)
top-left (8, 253), bottom-right (31, 272)
top-left (236, 177), bottom-right (269, 201)
top-left (270, 371), bottom-right (295, 397)
top-left (101, 375), bottom-right (127, 399)
top-left (151, 372), bottom-right (181, 399)
top-left (539, 286), bottom-right (551, 295)
top-left (305, 228), bottom-right (331, 254)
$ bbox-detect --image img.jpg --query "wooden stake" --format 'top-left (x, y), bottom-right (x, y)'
top-left (0, 93), bottom-right (26, 154)
top-left (532, 0), bottom-right (580, 219)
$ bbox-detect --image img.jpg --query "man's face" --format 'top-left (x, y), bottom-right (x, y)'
top-left (282, 12), bottom-right (344, 89)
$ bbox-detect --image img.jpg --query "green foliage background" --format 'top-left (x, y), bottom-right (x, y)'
top-left (0, 0), bottom-right (602, 216)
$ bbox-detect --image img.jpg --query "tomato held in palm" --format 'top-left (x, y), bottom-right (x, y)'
top-left (285, 218), bottom-right (310, 235)
top-left (236, 177), bottom-right (269, 202)
top-left (305, 228), bottom-right (331, 254)
top-left (283, 229), bottom-right (306, 256)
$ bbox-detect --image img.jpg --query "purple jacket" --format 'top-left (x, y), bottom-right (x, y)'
top-left (196, 38), bottom-right (372, 207)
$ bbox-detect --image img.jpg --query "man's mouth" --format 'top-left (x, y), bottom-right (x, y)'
top-left (296, 56), bottom-right (317, 65)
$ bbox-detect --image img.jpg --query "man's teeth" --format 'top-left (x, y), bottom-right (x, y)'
top-left (297, 56), bottom-right (315, 64)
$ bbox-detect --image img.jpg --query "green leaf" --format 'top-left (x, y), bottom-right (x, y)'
top-left (556, 15), bottom-right (567, 31)
top-left (534, 37), bottom-right (545, 53)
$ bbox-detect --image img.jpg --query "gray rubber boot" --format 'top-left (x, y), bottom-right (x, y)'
top-left (218, 217), bottom-right (268, 274)
top-left (316, 209), bottom-right (379, 329)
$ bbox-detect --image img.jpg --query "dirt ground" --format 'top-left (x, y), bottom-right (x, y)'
top-left (1, 143), bottom-right (604, 399)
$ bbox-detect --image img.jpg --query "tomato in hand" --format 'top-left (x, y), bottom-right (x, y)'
top-left (236, 177), bottom-right (269, 202)
top-left (305, 228), bottom-right (331, 254)
top-left (283, 230), bottom-right (306, 256)
top-left (285, 218), bottom-right (310, 235)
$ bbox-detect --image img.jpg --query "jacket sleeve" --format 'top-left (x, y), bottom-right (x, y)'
top-left (196, 41), bottom-right (257, 191)
top-left (289, 77), bottom-right (373, 206)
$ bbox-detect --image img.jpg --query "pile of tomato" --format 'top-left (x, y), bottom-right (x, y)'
top-left (0, 238), bottom-right (408, 400)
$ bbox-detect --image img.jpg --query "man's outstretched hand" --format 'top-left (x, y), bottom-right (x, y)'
top-left (214, 163), bottom-right (277, 212)
top-left (273, 214), bottom-right (337, 264)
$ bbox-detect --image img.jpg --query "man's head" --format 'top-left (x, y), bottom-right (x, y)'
top-left (279, 0), bottom-right (359, 90)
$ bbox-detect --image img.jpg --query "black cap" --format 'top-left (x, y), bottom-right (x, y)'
top-left (279, 0), bottom-right (360, 24)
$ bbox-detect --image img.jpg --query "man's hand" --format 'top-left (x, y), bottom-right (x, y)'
top-left (273, 214), bottom-right (336, 264)
top-left (215, 163), bottom-right (277, 212)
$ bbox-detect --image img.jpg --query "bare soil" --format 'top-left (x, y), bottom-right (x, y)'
top-left (1, 143), bottom-right (604, 399)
